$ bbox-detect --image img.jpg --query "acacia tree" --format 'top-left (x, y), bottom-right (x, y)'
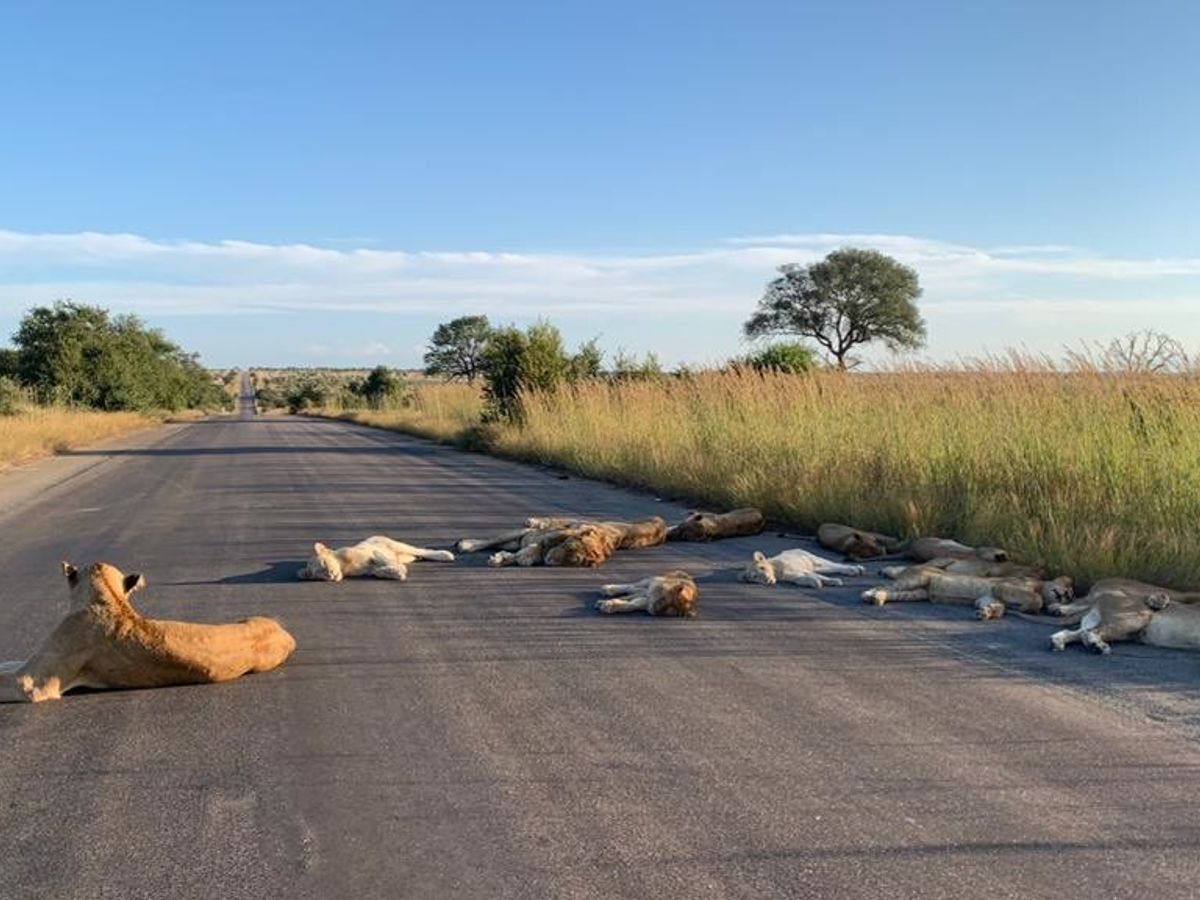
top-left (423, 315), bottom-right (493, 382)
top-left (743, 249), bottom-right (926, 370)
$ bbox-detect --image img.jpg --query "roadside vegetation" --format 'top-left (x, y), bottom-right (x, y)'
top-left (271, 247), bottom-right (1200, 589)
top-left (298, 341), bottom-right (1200, 590)
top-left (0, 301), bottom-right (229, 468)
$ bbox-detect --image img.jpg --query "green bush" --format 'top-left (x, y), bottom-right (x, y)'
top-left (480, 321), bottom-right (572, 422)
top-left (10, 301), bottom-right (227, 411)
top-left (742, 342), bottom-right (817, 374)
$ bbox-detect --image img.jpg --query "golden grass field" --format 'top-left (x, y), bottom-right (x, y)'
top-left (0, 408), bottom-right (163, 470)
top-left (314, 366), bottom-right (1200, 590)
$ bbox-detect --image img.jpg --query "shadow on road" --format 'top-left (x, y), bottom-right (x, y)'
top-left (168, 560), bottom-right (307, 585)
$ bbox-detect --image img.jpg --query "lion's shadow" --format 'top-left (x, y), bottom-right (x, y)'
top-left (169, 560), bottom-right (308, 585)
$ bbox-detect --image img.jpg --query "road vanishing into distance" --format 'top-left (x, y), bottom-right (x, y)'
top-left (3, 391), bottom-right (1200, 899)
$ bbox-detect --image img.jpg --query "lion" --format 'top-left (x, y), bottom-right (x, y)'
top-left (666, 508), bottom-right (765, 542)
top-left (1046, 578), bottom-right (1200, 654)
top-left (1045, 578), bottom-right (1200, 654)
top-left (740, 548), bottom-right (866, 588)
top-left (595, 570), bottom-right (698, 617)
top-left (297, 535), bottom-right (455, 581)
top-left (817, 523), bottom-right (903, 560)
top-left (0, 562), bottom-right (295, 703)
top-left (861, 564), bottom-right (1073, 618)
top-left (456, 516), bottom-right (667, 568)
top-left (907, 537), bottom-right (1010, 565)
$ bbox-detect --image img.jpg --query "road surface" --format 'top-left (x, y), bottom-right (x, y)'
top-left (2, 404), bottom-right (1200, 899)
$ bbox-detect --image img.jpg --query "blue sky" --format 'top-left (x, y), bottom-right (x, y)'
top-left (1, 1), bottom-right (1197, 368)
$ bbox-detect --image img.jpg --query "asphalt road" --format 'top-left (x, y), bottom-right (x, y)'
top-left (3, 405), bottom-right (1200, 899)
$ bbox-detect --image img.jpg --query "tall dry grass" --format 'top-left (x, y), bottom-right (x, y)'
top-left (313, 382), bottom-right (482, 442)
top-left (0, 408), bottom-right (161, 469)
top-left (317, 365), bottom-right (1200, 589)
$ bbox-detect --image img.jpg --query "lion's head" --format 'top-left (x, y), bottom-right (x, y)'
top-left (544, 526), bottom-right (619, 567)
top-left (651, 571), bottom-right (698, 618)
top-left (841, 531), bottom-right (890, 560)
top-left (740, 551), bottom-right (776, 585)
top-left (298, 542), bottom-right (343, 581)
top-left (667, 513), bottom-right (715, 542)
top-left (1040, 576), bottom-right (1074, 605)
top-left (62, 560), bottom-right (144, 608)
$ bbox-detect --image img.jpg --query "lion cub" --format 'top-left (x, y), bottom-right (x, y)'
top-left (298, 536), bottom-right (455, 582)
top-left (596, 570), bottom-right (698, 617)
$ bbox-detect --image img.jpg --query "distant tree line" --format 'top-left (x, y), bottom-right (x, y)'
top-left (255, 364), bottom-right (410, 414)
top-left (0, 301), bottom-right (227, 413)
top-left (252, 248), bottom-right (934, 421)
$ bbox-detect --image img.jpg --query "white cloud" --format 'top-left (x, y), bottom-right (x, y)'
top-left (1, 228), bottom-right (1198, 360)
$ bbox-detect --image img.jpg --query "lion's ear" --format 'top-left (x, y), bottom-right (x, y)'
top-left (752, 551), bottom-right (766, 563)
top-left (62, 561), bottom-right (79, 585)
top-left (123, 573), bottom-right (146, 595)
top-left (313, 542), bottom-right (327, 553)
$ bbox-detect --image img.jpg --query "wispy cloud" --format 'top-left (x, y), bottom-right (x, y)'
top-left (1, 228), bottom-right (1197, 359)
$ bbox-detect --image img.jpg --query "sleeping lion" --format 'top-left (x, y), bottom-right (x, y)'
top-left (666, 508), bottom-right (764, 542)
top-left (861, 564), bottom-right (1073, 618)
top-left (298, 535), bottom-right (455, 581)
top-left (456, 516), bottom-right (667, 568)
top-left (595, 570), bottom-right (698, 617)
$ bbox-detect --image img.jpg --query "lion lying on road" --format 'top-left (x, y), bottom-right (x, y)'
top-left (861, 564), bottom-right (1073, 618)
top-left (740, 548), bottom-right (866, 588)
top-left (298, 535), bottom-right (455, 582)
top-left (817, 523), bottom-right (903, 560)
top-left (907, 537), bottom-right (1010, 564)
top-left (666, 508), bottom-right (764, 542)
top-left (0, 562), bottom-right (295, 703)
top-left (456, 516), bottom-right (667, 568)
top-left (1048, 578), bottom-right (1200, 654)
top-left (595, 570), bottom-right (698, 617)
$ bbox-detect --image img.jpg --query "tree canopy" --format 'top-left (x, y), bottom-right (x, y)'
top-left (10, 301), bottom-right (225, 411)
top-left (743, 248), bottom-right (926, 370)
top-left (423, 315), bottom-right (493, 382)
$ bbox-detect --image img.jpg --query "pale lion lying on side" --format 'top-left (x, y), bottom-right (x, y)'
top-left (1049, 578), bottom-right (1200, 654)
top-left (298, 536), bottom-right (455, 581)
top-left (0, 562), bottom-right (295, 703)
top-left (666, 508), bottom-right (764, 542)
top-left (740, 548), bottom-right (866, 588)
top-left (861, 564), bottom-right (1073, 618)
top-left (456, 516), bottom-right (666, 568)
top-left (595, 570), bottom-right (698, 617)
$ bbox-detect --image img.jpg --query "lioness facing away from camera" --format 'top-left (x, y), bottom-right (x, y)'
top-left (666, 508), bottom-right (764, 542)
top-left (0, 562), bottom-right (295, 703)
top-left (457, 516), bottom-right (667, 568)
top-left (595, 570), bottom-right (698, 617)
top-left (298, 536), bottom-right (455, 582)
top-left (817, 523), bottom-right (903, 560)
top-left (740, 548), bottom-right (866, 588)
